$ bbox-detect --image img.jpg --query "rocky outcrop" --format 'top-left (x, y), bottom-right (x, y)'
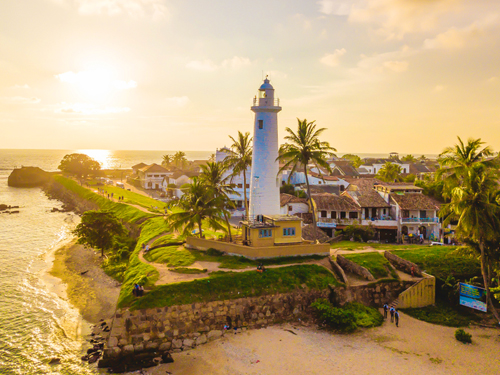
top-left (8, 167), bottom-right (50, 187)
top-left (0, 204), bottom-right (20, 214)
top-left (336, 255), bottom-right (375, 281)
top-left (384, 251), bottom-right (422, 277)
top-left (43, 179), bottom-right (99, 215)
top-left (328, 257), bottom-right (349, 284)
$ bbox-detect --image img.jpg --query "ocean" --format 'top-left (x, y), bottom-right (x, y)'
top-left (0, 149), bottom-right (211, 374)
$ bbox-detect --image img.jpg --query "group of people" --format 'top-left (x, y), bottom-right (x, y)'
top-left (383, 303), bottom-right (400, 327)
top-left (141, 243), bottom-right (150, 253)
top-left (132, 284), bottom-right (145, 297)
top-left (256, 263), bottom-right (266, 273)
top-left (97, 188), bottom-right (125, 201)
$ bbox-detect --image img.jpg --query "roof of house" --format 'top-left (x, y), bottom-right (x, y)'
top-left (308, 171), bottom-right (339, 181)
top-left (132, 162), bottom-right (148, 170)
top-left (343, 177), bottom-right (384, 193)
top-left (170, 170), bottom-right (200, 179)
top-left (345, 190), bottom-right (391, 208)
top-left (330, 160), bottom-right (360, 176)
top-left (139, 163), bottom-right (170, 173)
top-left (308, 185), bottom-right (342, 195)
top-left (391, 193), bottom-right (441, 210)
top-left (409, 163), bottom-right (431, 174)
top-left (280, 193), bottom-right (308, 207)
top-left (312, 193), bottom-right (360, 211)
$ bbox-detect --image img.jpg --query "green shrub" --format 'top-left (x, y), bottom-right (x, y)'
top-left (455, 328), bottom-right (472, 343)
top-left (206, 248), bottom-right (224, 256)
top-left (343, 224), bottom-right (375, 242)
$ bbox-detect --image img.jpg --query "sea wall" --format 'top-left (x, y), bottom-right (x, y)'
top-left (44, 178), bottom-right (99, 215)
top-left (336, 255), bottom-right (375, 281)
top-left (100, 289), bottom-right (329, 369)
top-left (330, 280), bottom-right (414, 307)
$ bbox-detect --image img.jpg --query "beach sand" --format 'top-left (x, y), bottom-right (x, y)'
top-left (50, 240), bottom-right (121, 324)
top-left (144, 316), bottom-right (500, 375)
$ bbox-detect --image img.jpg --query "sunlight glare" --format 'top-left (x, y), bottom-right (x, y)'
top-left (77, 149), bottom-right (111, 169)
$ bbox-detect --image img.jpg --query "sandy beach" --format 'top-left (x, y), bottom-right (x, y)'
top-left (144, 316), bottom-right (500, 375)
top-left (50, 240), bottom-right (121, 324)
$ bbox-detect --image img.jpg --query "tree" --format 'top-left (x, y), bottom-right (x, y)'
top-left (401, 154), bottom-right (417, 163)
top-left (162, 154), bottom-right (172, 167)
top-left (437, 137), bottom-right (495, 199)
top-left (58, 153), bottom-right (101, 180)
top-left (280, 184), bottom-right (307, 198)
top-left (199, 161), bottom-right (237, 241)
top-left (225, 131), bottom-right (253, 217)
top-left (440, 163), bottom-right (500, 323)
top-left (73, 210), bottom-right (126, 257)
top-left (167, 178), bottom-right (226, 238)
top-left (278, 119), bottom-right (336, 228)
top-left (173, 151), bottom-right (187, 169)
top-left (208, 153), bottom-right (216, 162)
top-left (342, 154), bottom-right (363, 168)
top-left (376, 162), bottom-right (402, 183)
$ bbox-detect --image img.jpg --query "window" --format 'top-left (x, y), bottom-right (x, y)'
top-left (283, 228), bottom-right (296, 236)
top-left (420, 210), bottom-right (427, 218)
top-left (330, 211), bottom-right (337, 219)
top-left (321, 210), bottom-right (327, 218)
top-left (258, 120), bottom-right (263, 129)
top-left (237, 183), bottom-right (243, 188)
top-left (340, 211), bottom-right (346, 219)
top-left (246, 184), bottom-right (250, 188)
top-left (383, 208), bottom-right (387, 215)
top-left (349, 212), bottom-right (358, 219)
top-left (288, 206), bottom-right (292, 212)
top-left (340, 185), bottom-right (345, 191)
top-left (259, 229), bottom-right (272, 238)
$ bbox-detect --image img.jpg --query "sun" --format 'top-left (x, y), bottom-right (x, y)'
top-left (77, 149), bottom-right (111, 169)
top-left (79, 69), bottom-right (113, 101)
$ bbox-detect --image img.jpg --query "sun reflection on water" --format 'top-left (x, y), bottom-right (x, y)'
top-left (76, 149), bottom-right (111, 169)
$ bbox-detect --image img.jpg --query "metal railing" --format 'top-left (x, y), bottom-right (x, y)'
top-left (252, 97), bottom-right (280, 107)
top-left (401, 217), bottom-right (439, 223)
top-left (318, 217), bottom-right (359, 225)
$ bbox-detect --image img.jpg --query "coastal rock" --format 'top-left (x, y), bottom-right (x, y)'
top-left (108, 336), bottom-right (118, 347)
top-left (123, 345), bottom-right (134, 355)
top-left (196, 334), bottom-right (207, 345)
top-left (0, 204), bottom-right (7, 211)
top-left (207, 330), bottom-right (222, 341)
top-left (48, 358), bottom-right (61, 365)
top-left (183, 339), bottom-right (195, 348)
top-left (159, 342), bottom-right (171, 351)
top-left (8, 166), bottom-right (50, 187)
top-left (172, 339), bottom-right (183, 349)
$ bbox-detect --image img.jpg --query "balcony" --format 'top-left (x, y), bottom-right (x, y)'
top-left (361, 219), bottom-right (398, 227)
top-left (401, 217), bottom-right (439, 223)
top-left (317, 217), bottom-right (359, 227)
top-left (252, 97), bottom-right (280, 107)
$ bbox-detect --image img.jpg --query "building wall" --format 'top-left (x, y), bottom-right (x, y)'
top-left (186, 237), bottom-right (330, 259)
top-left (398, 273), bottom-right (435, 308)
top-left (280, 202), bottom-right (309, 215)
top-left (247, 228), bottom-right (275, 247)
top-left (273, 220), bottom-right (302, 244)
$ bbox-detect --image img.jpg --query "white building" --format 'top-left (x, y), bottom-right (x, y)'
top-left (137, 164), bottom-right (172, 189)
top-left (359, 159), bottom-right (410, 175)
top-left (279, 193), bottom-right (309, 215)
top-left (248, 78), bottom-right (281, 218)
top-left (214, 147), bottom-right (250, 210)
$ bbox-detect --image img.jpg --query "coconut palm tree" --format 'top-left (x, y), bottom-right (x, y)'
top-left (401, 154), bottom-right (417, 163)
top-left (225, 131), bottom-right (252, 216)
top-left (278, 119), bottom-right (336, 228)
top-left (440, 163), bottom-right (500, 322)
top-left (437, 137), bottom-right (495, 198)
top-left (199, 162), bottom-right (237, 241)
top-left (167, 178), bottom-right (226, 238)
top-left (376, 162), bottom-right (402, 183)
top-left (173, 151), bottom-right (187, 169)
top-left (162, 154), bottom-right (172, 167)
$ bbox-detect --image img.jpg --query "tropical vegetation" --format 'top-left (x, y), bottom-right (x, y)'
top-left (58, 153), bottom-right (101, 180)
top-left (376, 162), bottom-right (402, 183)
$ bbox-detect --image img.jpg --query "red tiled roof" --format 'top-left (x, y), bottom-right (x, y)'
top-left (280, 193), bottom-right (308, 207)
top-left (391, 193), bottom-right (441, 210)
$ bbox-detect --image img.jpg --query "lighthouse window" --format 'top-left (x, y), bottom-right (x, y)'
top-left (258, 120), bottom-right (263, 129)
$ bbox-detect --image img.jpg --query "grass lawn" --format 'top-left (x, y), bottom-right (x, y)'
top-left (129, 264), bottom-right (340, 310)
top-left (151, 234), bottom-right (176, 247)
top-left (89, 184), bottom-right (165, 213)
top-left (342, 252), bottom-right (398, 279)
top-left (331, 240), bottom-right (459, 252)
top-left (391, 247), bottom-right (481, 280)
top-left (401, 299), bottom-right (481, 327)
top-left (171, 267), bottom-right (207, 274)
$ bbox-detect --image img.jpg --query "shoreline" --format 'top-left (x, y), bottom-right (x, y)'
top-left (48, 239), bottom-right (122, 324)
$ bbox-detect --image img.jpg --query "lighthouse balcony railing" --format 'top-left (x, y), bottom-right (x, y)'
top-left (252, 98), bottom-right (280, 107)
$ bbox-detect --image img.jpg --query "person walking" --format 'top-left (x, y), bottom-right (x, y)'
top-left (390, 306), bottom-right (395, 323)
top-left (383, 303), bottom-right (389, 319)
top-left (394, 309), bottom-right (400, 327)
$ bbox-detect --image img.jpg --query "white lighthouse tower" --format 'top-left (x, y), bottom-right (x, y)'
top-left (248, 77), bottom-right (282, 219)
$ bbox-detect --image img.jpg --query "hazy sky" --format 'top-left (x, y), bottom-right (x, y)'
top-left (1, 0), bottom-right (499, 154)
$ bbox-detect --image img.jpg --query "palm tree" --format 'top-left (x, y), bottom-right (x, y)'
top-left (342, 154), bottom-right (363, 168)
top-left (162, 154), bottom-right (172, 167)
top-left (440, 164), bottom-right (500, 323)
top-left (376, 162), bottom-right (402, 182)
top-left (437, 137), bottom-right (495, 198)
top-left (278, 119), bottom-right (336, 228)
top-left (225, 131), bottom-right (252, 216)
top-left (173, 151), bottom-right (187, 169)
top-left (208, 153), bottom-right (216, 162)
top-left (401, 154), bottom-right (417, 163)
top-left (167, 178), bottom-right (226, 238)
top-left (199, 162), bottom-right (237, 241)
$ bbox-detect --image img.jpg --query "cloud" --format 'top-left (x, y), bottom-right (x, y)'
top-left (55, 102), bottom-right (130, 114)
top-left (55, 70), bottom-right (137, 89)
top-left (59, 0), bottom-right (168, 20)
top-left (422, 16), bottom-right (497, 49)
top-left (1, 96), bottom-right (41, 104)
top-left (291, 14), bottom-right (312, 30)
top-left (186, 60), bottom-right (217, 71)
top-left (11, 84), bottom-right (30, 89)
top-left (221, 56), bottom-right (251, 70)
top-left (317, 0), bottom-right (351, 16)
top-left (349, 0), bottom-right (462, 39)
top-left (187, 57), bottom-right (251, 71)
top-left (165, 96), bottom-right (190, 107)
top-left (383, 60), bottom-right (409, 72)
top-left (320, 48), bottom-right (347, 67)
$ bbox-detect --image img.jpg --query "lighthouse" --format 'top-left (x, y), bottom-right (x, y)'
top-left (248, 77), bottom-right (282, 219)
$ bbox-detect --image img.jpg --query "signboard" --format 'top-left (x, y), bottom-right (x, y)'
top-left (459, 283), bottom-right (487, 312)
top-left (317, 222), bottom-right (336, 228)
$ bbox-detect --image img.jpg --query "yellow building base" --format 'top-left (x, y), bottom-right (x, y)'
top-left (185, 237), bottom-right (330, 259)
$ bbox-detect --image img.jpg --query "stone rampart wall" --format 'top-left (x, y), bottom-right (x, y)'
top-left (328, 258), bottom-right (348, 284)
top-left (330, 280), bottom-right (414, 307)
top-left (336, 255), bottom-right (375, 281)
top-left (384, 251), bottom-right (422, 277)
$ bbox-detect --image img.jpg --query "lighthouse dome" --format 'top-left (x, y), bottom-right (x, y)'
top-left (259, 78), bottom-right (273, 90)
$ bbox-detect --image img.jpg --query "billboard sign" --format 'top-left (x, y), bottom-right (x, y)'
top-left (459, 283), bottom-right (487, 312)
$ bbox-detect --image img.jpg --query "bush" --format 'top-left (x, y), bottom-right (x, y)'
top-left (343, 224), bottom-right (375, 242)
top-left (311, 298), bottom-right (357, 332)
top-left (455, 328), bottom-right (472, 343)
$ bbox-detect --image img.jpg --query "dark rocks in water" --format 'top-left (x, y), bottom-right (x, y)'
top-left (88, 352), bottom-right (101, 364)
top-left (162, 352), bottom-right (174, 364)
top-left (0, 204), bottom-right (7, 211)
top-left (9, 211), bottom-right (20, 214)
top-left (48, 358), bottom-right (61, 365)
top-left (81, 355), bottom-right (89, 361)
top-left (8, 166), bottom-right (51, 187)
